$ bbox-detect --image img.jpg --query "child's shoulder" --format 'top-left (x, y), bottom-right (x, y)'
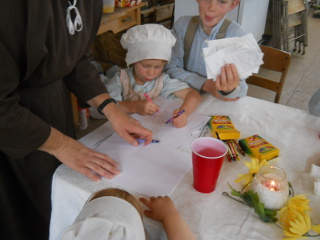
top-left (226, 20), bottom-right (247, 37)
top-left (174, 15), bottom-right (197, 31)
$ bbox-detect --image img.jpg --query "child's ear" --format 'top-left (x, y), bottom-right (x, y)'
top-left (228, 0), bottom-right (240, 12)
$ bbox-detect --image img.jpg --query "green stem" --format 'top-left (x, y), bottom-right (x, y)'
top-left (222, 192), bottom-right (248, 206)
top-left (241, 181), bottom-right (251, 193)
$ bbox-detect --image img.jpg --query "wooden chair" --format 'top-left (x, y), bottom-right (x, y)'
top-left (246, 45), bottom-right (291, 103)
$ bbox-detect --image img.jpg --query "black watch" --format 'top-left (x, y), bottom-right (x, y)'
top-left (97, 98), bottom-right (118, 115)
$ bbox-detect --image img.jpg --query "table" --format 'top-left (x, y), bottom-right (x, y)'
top-left (50, 95), bottom-right (320, 240)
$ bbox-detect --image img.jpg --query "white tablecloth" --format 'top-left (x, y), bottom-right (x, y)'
top-left (50, 95), bottom-right (320, 240)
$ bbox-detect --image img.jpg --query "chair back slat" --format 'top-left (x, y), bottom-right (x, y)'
top-left (246, 45), bottom-right (291, 103)
top-left (260, 45), bottom-right (291, 73)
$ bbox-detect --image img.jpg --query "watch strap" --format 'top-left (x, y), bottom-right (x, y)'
top-left (97, 98), bottom-right (118, 115)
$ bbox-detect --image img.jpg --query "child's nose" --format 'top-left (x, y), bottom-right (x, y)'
top-left (147, 68), bottom-right (155, 75)
top-left (208, 0), bottom-right (218, 9)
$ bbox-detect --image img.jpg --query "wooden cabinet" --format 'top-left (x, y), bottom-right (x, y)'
top-left (141, 3), bottom-right (174, 29)
top-left (97, 5), bottom-right (142, 35)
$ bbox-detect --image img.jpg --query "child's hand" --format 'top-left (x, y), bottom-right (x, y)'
top-left (139, 196), bottom-right (179, 222)
top-left (137, 101), bottom-right (159, 115)
top-left (202, 63), bottom-right (240, 101)
top-left (172, 109), bottom-right (187, 128)
top-left (215, 63), bottom-right (239, 94)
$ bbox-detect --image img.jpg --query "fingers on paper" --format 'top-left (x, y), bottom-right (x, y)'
top-left (82, 153), bottom-right (121, 181)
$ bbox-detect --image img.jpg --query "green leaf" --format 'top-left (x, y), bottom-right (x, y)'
top-left (264, 208), bottom-right (277, 217)
top-left (227, 182), bottom-right (243, 198)
top-left (226, 184), bottom-right (279, 223)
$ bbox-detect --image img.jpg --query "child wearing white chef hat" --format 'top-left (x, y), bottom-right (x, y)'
top-left (62, 188), bottom-right (195, 240)
top-left (105, 24), bottom-right (201, 128)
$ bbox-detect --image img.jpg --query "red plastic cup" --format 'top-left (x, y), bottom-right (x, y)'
top-left (191, 137), bottom-right (228, 193)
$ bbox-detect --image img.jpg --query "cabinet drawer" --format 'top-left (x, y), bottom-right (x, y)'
top-left (117, 10), bottom-right (138, 32)
top-left (98, 6), bottom-right (141, 35)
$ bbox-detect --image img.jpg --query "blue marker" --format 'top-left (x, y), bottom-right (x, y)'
top-left (165, 110), bottom-right (185, 124)
top-left (137, 139), bottom-right (160, 144)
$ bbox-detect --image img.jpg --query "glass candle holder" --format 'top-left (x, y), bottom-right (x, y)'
top-left (250, 165), bottom-right (289, 210)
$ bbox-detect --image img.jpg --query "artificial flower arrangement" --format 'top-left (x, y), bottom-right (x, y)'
top-left (226, 158), bottom-right (320, 240)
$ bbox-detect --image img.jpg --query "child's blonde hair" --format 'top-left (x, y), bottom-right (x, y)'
top-left (88, 188), bottom-right (143, 219)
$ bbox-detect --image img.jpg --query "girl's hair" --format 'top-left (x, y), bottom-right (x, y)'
top-left (88, 188), bottom-right (143, 219)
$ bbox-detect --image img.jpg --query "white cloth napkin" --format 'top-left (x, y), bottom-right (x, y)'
top-left (203, 33), bottom-right (264, 80)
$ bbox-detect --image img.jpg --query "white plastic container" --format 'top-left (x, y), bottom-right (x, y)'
top-left (103, 0), bottom-right (115, 13)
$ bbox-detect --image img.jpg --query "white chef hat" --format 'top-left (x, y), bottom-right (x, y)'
top-left (121, 24), bottom-right (176, 66)
top-left (62, 196), bottom-right (146, 240)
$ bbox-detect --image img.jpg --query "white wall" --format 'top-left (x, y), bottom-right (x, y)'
top-left (174, 0), bottom-right (269, 41)
top-left (237, 0), bottom-right (269, 42)
top-left (174, 0), bottom-right (198, 20)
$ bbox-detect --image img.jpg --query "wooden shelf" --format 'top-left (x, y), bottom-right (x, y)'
top-left (98, 4), bottom-right (144, 35)
top-left (140, 3), bottom-right (174, 28)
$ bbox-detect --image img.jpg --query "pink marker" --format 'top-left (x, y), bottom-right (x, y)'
top-left (144, 93), bottom-right (159, 112)
top-left (144, 93), bottom-right (152, 102)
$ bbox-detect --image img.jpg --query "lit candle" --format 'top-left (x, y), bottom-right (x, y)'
top-left (250, 166), bottom-right (289, 210)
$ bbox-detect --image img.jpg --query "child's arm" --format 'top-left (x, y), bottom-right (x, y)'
top-left (117, 100), bottom-right (159, 115)
top-left (171, 88), bottom-right (201, 128)
top-left (139, 196), bottom-right (196, 240)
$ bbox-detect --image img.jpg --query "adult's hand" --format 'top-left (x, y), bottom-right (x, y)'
top-left (103, 103), bottom-right (153, 146)
top-left (88, 94), bottom-right (153, 146)
top-left (39, 128), bottom-right (120, 181)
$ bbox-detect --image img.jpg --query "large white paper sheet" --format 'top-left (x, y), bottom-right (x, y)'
top-left (95, 134), bottom-right (192, 196)
top-left (78, 123), bottom-right (114, 150)
top-left (131, 96), bottom-right (211, 151)
top-left (78, 96), bottom-right (210, 196)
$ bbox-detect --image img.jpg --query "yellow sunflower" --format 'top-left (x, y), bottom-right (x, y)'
top-left (243, 158), bottom-right (268, 175)
top-left (311, 224), bottom-right (320, 233)
top-left (234, 173), bottom-right (253, 186)
top-left (284, 195), bottom-right (312, 213)
top-left (282, 211), bottom-right (311, 239)
top-left (279, 195), bottom-right (312, 231)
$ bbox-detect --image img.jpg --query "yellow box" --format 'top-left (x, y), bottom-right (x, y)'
top-left (238, 134), bottom-right (280, 161)
top-left (208, 116), bottom-right (240, 140)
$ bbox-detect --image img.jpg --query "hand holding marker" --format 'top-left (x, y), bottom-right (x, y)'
top-left (144, 93), bottom-right (159, 112)
top-left (144, 93), bottom-right (152, 102)
top-left (130, 133), bottom-right (160, 144)
top-left (166, 110), bottom-right (185, 124)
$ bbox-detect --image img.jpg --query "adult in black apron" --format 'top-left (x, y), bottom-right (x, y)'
top-left (0, 1), bottom-right (151, 239)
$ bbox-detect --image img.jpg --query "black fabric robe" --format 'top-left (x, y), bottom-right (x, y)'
top-left (0, 1), bottom-right (107, 239)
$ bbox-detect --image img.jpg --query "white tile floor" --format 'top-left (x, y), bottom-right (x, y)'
top-left (247, 8), bottom-right (320, 112)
